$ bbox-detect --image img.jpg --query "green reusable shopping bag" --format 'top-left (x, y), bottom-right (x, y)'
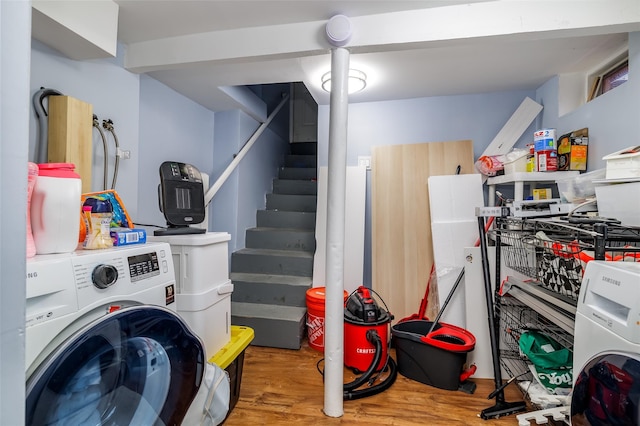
top-left (519, 330), bottom-right (573, 393)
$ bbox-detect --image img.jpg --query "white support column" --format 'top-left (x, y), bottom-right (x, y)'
top-left (323, 46), bottom-right (349, 418)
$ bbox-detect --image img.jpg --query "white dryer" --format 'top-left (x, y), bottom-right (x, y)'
top-left (25, 242), bottom-right (209, 425)
top-left (571, 260), bottom-right (640, 425)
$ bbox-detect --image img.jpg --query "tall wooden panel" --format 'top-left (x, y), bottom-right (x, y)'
top-left (48, 95), bottom-right (93, 193)
top-left (371, 140), bottom-right (475, 322)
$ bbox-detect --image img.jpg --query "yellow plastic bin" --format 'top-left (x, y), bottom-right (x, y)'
top-left (210, 326), bottom-right (254, 419)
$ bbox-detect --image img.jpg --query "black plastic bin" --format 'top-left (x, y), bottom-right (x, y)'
top-left (391, 320), bottom-right (475, 391)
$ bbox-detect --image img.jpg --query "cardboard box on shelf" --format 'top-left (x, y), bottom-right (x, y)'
top-left (110, 228), bottom-right (147, 246)
top-left (557, 128), bottom-right (588, 171)
top-left (532, 188), bottom-right (552, 200)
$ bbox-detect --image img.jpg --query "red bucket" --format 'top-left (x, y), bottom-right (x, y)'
top-left (306, 287), bottom-right (348, 352)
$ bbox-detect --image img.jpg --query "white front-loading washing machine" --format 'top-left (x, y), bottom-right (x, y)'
top-left (571, 260), bottom-right (640, 425)
top-left (25, 242), bottom-right (209, 426)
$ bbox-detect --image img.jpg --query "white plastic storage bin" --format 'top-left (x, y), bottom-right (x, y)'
top-left (503, 155), bottom-right (528, 175)
top-left (595, 182), bottom-right (640, 227)
top-left (150, 232), bottom-right (231, 293)
top-left (149, 232), bottom-right (232, 357)
top-left (555, 168), bottom-right (605, 203)
top-left (603, 146), bottom-right (640, 179)
top-left (176, 280), bottom-right (233, 359)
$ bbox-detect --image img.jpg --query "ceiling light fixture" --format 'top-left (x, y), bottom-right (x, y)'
top-left (321, 69), bottom-right (367, 94)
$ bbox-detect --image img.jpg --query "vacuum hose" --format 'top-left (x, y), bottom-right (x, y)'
top-left (343, 329), bottom-right (398, 401)
top-left (32, 87), bottom-right (64, 164)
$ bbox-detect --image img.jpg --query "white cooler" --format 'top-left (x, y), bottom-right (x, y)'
top-left (150, 232), bottom-right (232, 359)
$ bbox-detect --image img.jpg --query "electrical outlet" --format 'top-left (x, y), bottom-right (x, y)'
top-left (358, 156), bottom-right (371, 170)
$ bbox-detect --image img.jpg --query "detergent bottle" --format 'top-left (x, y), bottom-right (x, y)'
top-left (31, 163), bottom-right (82, 254)
top-left (26, 162), bottom-right (38, 258)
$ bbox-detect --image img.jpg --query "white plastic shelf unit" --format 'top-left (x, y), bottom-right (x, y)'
top-left (487, 171), bottom-right (579, 206)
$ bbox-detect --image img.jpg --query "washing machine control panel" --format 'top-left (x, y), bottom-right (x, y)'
top-left (70, 243), bottom-right (175, 310)
top-left (127, 251), bottom-right (160, 282)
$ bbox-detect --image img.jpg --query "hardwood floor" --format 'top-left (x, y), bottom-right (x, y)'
top-left (223, 341), bottom-right (530, 425)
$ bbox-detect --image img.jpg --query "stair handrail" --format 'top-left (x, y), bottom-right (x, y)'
top-left (204, 92), bottom-right (290, 206)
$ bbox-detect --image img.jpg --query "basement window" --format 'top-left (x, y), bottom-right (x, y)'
top-left (588, 54), bottom-right (629, 101)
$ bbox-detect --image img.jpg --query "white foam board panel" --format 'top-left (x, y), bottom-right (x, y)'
top-left (429, 174), bottom-right (484, 222)
top-left (483, 96), bottom-right (542, 156)
top-left (464, 246), bottom-right (497, 379)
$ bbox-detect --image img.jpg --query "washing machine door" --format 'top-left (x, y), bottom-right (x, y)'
top-left (571, 352), bottom-right (640, 426)
top-left (26, 306), bottom-right (205, 426)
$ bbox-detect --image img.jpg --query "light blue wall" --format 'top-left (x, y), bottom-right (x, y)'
top-left (212, 110), bottom-right (243, 244)
top-left (537, 31), bottom-right (640, 171)
top-left (30, 40), bottom-right (141, 216)
top-left (137, 74), bottom-right (215, 227)
top-left (318, 89), bottom-right (538, 167)
top-left (211, 106), bottom-right (290, 255)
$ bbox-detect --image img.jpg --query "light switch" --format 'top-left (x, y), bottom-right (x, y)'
top-left (357, 156), bottom-right (371, 170)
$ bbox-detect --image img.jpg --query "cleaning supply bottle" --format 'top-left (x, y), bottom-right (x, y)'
top-left (83, 197), bottom-right (114, 249)
top-left (26, 162), bottom-right (39, 258)
top-left (31, 163), bottom-right (82, 254)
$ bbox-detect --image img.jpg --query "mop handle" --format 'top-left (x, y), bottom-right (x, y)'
top-left (426, 268), bottom-right (465, 336)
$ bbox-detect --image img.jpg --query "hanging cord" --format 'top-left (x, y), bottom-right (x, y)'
top-left (102, 119), bottom-right (120, 190)
top-left (93, 115), bottom-right (109, 190)
top-left (315, 330), bottom-right (398, 401)
top-left (32, 87), bottom-right (64, 163)
top-left (344, 331), bottom-right (398, 400)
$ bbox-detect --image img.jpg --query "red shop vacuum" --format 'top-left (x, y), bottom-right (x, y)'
top-left (342, 286), bottom-right (398, 400)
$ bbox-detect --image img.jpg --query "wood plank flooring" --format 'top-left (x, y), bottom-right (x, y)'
top-left (223, 341), bottom-right (530, 425)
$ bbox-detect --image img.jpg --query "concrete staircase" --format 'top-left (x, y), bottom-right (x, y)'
top-left (230, 142), bottom-right (317, 349)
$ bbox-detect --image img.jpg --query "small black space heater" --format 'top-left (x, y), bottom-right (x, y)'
top-left (155, 161), bottom-right (207, 236)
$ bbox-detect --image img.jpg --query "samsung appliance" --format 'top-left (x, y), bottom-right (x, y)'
top-left (571, 261), bottom-right (640, 425)
top-left (25, 242), bottom-right (208, 425)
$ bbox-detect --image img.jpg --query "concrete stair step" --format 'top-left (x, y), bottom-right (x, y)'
top-left (246, 227), bottom-right (316, 252)
top-left (266, 193), bottom-right (317, 212)
top-left (284, 154), bottom-right (317, 168)
top-left (289, 142), bottom-right (317, 156)
top-left (256, 210), bottom-right (316, 230)
top-left (231, 248), bottom-right (314, 277)
top-left (278, 167), bottom-right (317, 180)
top-left (230, 272), bottom-right (312, 307)
top-left (272, 179), bottom-right (317, 195)
top-left (231, 302), bottom-right (307, 349)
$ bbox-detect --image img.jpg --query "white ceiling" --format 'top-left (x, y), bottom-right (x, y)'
top-left (112, 0), bottom-right (639, 112)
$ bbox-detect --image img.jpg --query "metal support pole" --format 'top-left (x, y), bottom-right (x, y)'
top-left (323, 46), bottom-right (349, 418)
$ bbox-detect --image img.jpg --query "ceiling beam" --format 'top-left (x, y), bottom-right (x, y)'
top-left (124, 1), bottom-right (640, 74)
